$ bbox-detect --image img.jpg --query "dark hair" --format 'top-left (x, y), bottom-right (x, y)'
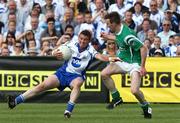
top-left (105, 12), bottom-right (121, 24)
top-left (65, 24), bottom-right (74, 31)
top-left (33, 2), bottom-right (42, 13)
top-left (142, 10), bottom-right (151, 15)
top-left (6, 31), bottom-right (16, 42)
top-left (47, 17), bottom-right (55, 23)
top-left (142, 18), bottom-right (151, 24)
top-left (80, 30), bottom-right (92, 40)
top-left (134, 2), bottom-right (142, 7)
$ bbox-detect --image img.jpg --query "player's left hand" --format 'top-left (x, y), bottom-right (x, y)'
top-left (140, 67), bottom-right (147, 76)
top-left (53, 49), bottom-right (63, 60)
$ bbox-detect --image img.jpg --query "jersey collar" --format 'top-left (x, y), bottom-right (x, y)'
top-left (116, 24), bottom-right (124, 35)
top-left (77, 43), bottom-right (89, 53)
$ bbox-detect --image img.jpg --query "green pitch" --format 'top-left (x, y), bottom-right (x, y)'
top-left (0, 103), bottom-right (180, 123)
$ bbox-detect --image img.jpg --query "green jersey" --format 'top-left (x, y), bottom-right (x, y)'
top-left (115, 24), bottom-right (143, 65)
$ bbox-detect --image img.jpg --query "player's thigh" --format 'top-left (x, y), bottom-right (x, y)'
top-left (70, 77), bottom-right (84, 89)
top-left (101, 62), bottom-right (124, 76)
top-left (39, 74), bottom-right (60, 90)
top-left (130, 71), bottom-right (141, 91)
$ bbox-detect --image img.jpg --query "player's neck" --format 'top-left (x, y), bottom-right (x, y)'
top-left (115, 24), bottom-right (121, 34)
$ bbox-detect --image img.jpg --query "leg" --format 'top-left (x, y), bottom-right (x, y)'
top-left (101, 62), bottom-right (123, 109)
top-left (130, 71), bottom-right (152, 118)
top-left (64, 77), bottom-right (84, 118)
top-left (8, 75), bottom-right (60, 109)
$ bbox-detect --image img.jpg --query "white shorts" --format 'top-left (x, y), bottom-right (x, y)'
top-left (115, 61), bottom-right (141, 76)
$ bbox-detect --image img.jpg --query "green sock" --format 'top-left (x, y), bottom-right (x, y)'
top-left (111, 90), bottom-right (120, 101)
top-left (140, 102), bottom-right (149, 109)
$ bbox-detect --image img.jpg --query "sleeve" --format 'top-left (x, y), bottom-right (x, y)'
top-left (89, 45), bottom-right (98, 58)
top-left (124, 34), bottom-right (143, 51)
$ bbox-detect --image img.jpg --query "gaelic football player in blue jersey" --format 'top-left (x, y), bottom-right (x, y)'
top-left (8, 30), bottom-right (120, 118)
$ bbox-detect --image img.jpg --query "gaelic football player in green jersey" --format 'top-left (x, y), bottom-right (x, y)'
top-left (101, 12), bottom-right (152, 119)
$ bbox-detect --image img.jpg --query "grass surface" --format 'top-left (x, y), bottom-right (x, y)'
top-left (0, 103), bottom-right (180, 123)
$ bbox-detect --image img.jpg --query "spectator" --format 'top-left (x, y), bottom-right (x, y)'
top-left (11, 41), bottom-right (25, 56)
top-left (159, 10), bottom-right (179, 33)
top-left (40, 17), bottom-right (61, 42)
top-left (174, 33), bottom-right (180, 46)
top-left (149, 36), bottom-right (165, 57)
top-left (4, 31), bottom-right (16, 53)
top-left (79, 11), bottom-right (95, 38)
top-left (74, 13), bottom-right (84, 36)
top-left (129, 0), bottom-right (149, 14)
top-left (166, 0), bottom-right (180, 14)
top-left (122, 10), bottom-right (136, 30)
top-left (132, 2), bottom-right (143, 26)
top-left (157, 19), bottom-right (176, 48)
top-left (39, 10), bottom-right (62, 33)
top-left (102, 40), bottom-right (118, 57)
top-left (61, 7), bottom-right (76, 32)
top-left (143, 38), bottom-right (151, 55)
top-left (41, 0), bottom-right (56, 15)
top-left (92, 0), bottom-right (104, 23)
top-left (93, 9), bottom-right (109, 47)
top-left (136, 11), bottom-right (158, 33)
top-left (54, 0), bottom-right (68, 21)
top-left (39, 40), bottom-right (52, 56)
top-left (16, 0), bottom-right (32, 25)
top-left (147, 30), bottom-right (156, 46)
top-left (108, 0), bottom-right (130, 18)
top-left (156, 0), bottom-right (166, 11)
top-left (137, 19), bottom-right (150, 42)
top-left (25, 3), bottom-right (46, 32)
top-left (149, 0), bottom-right (164, 27)
top-left (3, 13), bottom-right (23, 33)
top-left (0, 0), bottom-right (8, 14)
top-left (0, 47), bottom-right (10, 56)
top-left (24, 17), bottom-right (41, 49)
top-left (164, 35), bottom-right (177, 57)
top-left (56, 33), bottom-right (71, 46)
top-left (153, 49), bottom-right (165, 57)
top-left (27, 47), bottom-right (39, 56)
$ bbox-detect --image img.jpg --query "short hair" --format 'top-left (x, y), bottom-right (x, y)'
top-left (80, 30), bottom-right (92, 40)
top-left (142, 10), bottom-right (151, 15)
top-left (105, 12), bottom-right (121, 24)
top-left (47, 17), bottom-right (55, 23)
top-left (65, 24), bottom-right (74, 31)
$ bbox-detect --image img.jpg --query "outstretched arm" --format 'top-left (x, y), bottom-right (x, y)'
top-left (100, 32), bottom-right (116, 41)
top-left (95, 53), bottom-right (121, 62)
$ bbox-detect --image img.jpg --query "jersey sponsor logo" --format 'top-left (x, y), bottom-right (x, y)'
top-left (71, 57), bottom-right (81, 68)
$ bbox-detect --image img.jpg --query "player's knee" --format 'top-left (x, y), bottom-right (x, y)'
top-left (36, 83), bottom-right (47, 92)
top-left (101, 72), bottom-right (110, 79)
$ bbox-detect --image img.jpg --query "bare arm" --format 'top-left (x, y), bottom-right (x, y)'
top-left (140, 45), bottom-right (148, 76)
top-left (95, 53), bottom-right (121, 62)
top-left (100, 32), bottom-right (116, 41)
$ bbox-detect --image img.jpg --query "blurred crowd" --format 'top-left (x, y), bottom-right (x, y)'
top-left (0, 0), bottom-right (180, 57)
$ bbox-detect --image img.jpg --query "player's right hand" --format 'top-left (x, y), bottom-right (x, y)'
top-left (53, 49), bottom-right (63, 60)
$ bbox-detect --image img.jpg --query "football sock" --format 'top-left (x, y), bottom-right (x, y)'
top-left (111, 90), bottom-right (121, 101)
top-left (15, 94), bottom-right (25, 105)
top-left (140, 102), bottom-right (149, 109)
top-left (66, 101), bottom-right (75, 113)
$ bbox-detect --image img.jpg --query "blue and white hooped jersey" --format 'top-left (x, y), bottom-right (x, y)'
top-left (60, 40), bottom-right (98, 76)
